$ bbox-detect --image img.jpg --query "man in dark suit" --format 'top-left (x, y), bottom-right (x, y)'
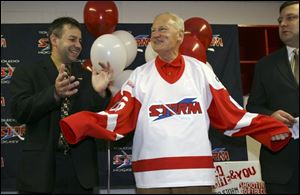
top-left (10, 17), bottom-right (112, 193)
top-left (246, 1), bottom-right (299, 194)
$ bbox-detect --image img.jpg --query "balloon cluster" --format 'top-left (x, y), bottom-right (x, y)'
top-left (180, 17), bottom-right (212, 63)
top-left (83, 1), bottom-right (137, 93)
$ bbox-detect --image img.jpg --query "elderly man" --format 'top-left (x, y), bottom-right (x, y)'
top-left (60, 12), bottom-right (291, 194)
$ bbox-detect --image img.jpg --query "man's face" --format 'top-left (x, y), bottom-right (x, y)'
top-left (53, 24), bottom-right (82, 63)
top-left (150, 15), bottom-right (183, 56)
top-left (278, 4), bottom-right (299, 47)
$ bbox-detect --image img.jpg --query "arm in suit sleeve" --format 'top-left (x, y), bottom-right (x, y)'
top-left (246, 60), bottom-right (273, 115)
top-left (10, 63), bottom-right (60, 124)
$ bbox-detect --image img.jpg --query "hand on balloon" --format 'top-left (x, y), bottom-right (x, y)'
top-left (92, 62), bottom-right (113, 97)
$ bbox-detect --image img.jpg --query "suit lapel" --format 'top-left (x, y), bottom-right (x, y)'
top-left (42, 58), bottom-right (83, 86)
top-left (70, 62), bottom-right (83, 80)
top-left (67, 62), bottom-right (84, 113)
top-left (275, 48), bottom-right (298, 88)
top-left (41, 57), bottom-right (58, 84)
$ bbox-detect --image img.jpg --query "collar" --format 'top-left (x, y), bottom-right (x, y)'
top-left (286, 46), bottom-right (298, 61)
top-left (155, 54), bottom-right (183, 68)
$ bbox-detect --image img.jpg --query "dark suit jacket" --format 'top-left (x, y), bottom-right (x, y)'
top-left (10, 57), bottom-right (111, 193)
top-left (246, 47), bottom-right (299, 185)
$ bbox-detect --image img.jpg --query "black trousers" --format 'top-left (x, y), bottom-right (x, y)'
top-left (53, 152), bottom-right (93, 194)
top-left (265, 181), bottom-right (299, 194)
top-left (18, 152), bottom-right (94, 194)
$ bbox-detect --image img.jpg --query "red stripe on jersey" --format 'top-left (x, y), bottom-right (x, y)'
top-left (207, 85), bottom-right (246, 130)
top-left (132, 156), bottom-right (214, 172)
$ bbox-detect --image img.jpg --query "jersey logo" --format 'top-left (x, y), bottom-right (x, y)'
top-left (149, 98), bottom-right (202, 121)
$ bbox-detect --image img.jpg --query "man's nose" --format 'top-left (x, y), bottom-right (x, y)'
top-left (75, 41), bottom-right (82, 49)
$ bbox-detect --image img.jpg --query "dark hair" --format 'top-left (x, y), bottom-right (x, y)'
top-left (48, 17), bottom-right (81, 39)
top-left (280, 1), bottom-right (299, 13)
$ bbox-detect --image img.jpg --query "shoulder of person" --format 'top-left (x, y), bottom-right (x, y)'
top-left (182, 55), bottom-right (210, 72)
top-left (133, 60), bottom-right (154, 74)
top-left (254, 47), bottom-right (287, 72)
top-left (14, 57), bottom-right (50, 74)
top-left (258, 47), bottom-right (286, 64)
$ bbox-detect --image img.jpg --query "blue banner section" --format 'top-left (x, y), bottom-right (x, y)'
top-left (1, 23), bottom-right (245, 190)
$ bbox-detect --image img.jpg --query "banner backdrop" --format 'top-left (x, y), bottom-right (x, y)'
top-left (1, 23), bottom-right (245, 191)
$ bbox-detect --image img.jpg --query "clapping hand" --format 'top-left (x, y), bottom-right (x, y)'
top-left (54, 64), bottom-right (79, 101)
top-left (92, 62), bottom-right (113, 96)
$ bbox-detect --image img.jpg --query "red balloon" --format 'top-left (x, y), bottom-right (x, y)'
top-left (179, 34), bottom-right (207, 63)
top-left (184, 17), bottom-right (212, 49)
top-left (84, 1), bottom-right (118, 37)
top-left (82, 59), bottom-right (93, 72)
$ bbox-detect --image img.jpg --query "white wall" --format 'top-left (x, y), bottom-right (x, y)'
top-left (2, 1), bottom-right (283, 25)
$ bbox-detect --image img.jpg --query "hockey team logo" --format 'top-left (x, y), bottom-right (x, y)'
top-left (135, 35), bottom-right (150, 47)
top-left (113, 149), bottom-right (132, 169)
top-left (1, 121), bottom-right (26, 143)
top-left (37, 30), bottom-right (50, 55)
top-left (1, 59), bottom-right (18, 84)
top-left (210, 34), bottom-right (224, 47)
top-left (149, 98), bottom-right (202, 121)
top-left (212, 148), bottom-right (230, 161)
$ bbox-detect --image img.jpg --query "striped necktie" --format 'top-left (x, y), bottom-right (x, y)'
top-left (292, 49), bottom-right (299, 85)
top-left (58, 64), bottom-right (71, 154)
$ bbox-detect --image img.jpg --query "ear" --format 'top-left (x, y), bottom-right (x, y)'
top-left (50, 34), bottom-right (58, 48)
top-left (178, 30), bottom-right (184, 44)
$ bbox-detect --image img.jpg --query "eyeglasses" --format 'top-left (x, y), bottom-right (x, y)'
top-left (277, 14), bottom-right (299, 24)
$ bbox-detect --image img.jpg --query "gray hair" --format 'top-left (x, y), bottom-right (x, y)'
top-left (154, 12), bottom-right (185, 32)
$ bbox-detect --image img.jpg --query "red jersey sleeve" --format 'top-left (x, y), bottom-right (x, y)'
top-left (60, 90), bottom-right (141, 144)
top-left (207, 85), bottom-right (291, 152)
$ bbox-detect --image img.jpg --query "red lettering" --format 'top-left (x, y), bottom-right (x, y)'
top-left (188, 102), bottom-right (202, 114)
top-left (136, 39), bottom-right (150, 47)
top-left (149, 105), bottom-right (162, 117)
top-left (38, 38), bottom-right (49, 48)
top-left (177, 103), bottom-right (188, 114)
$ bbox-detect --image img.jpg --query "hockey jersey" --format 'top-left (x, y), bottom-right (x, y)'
top-left (60, 55), bottom-right (290, 188)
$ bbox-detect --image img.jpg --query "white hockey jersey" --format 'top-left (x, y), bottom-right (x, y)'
top-left (60, 55), bottom-right (290, 188)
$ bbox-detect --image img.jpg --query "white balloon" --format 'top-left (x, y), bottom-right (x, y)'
top-left (145, 42), bottom-right (158, 62)
top-left (110, 70), bottom-right (133, 95)
top-left (113, 30), bottom-right (137, 68)
top-left (90, 34), bottom-right (127, 79)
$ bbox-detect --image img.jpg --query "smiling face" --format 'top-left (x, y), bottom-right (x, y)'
top-left (150, 13), bottom-right (184, 61)
top-left (278, 3), bottom-right (299, 47)
top-left (51, 24), bottom-right (82, 64)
